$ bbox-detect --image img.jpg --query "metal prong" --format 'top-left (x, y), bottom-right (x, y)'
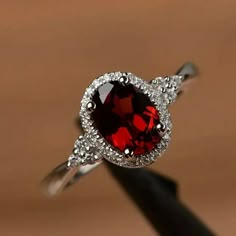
top-left (86, 101), bottom-right (96, 112)
top-left (156, 122), bottom-right (166, 137)
top-left (124, 148), bottom-right (134, 158)
top-left (119, 76), bottom-right (130, 86)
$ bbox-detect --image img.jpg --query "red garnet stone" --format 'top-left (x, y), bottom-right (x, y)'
top-left (91, 81), bottom-right (161, 155)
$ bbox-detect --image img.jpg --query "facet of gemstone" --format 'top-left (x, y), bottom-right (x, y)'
top-left (91, 81), bottom-right (161, 156)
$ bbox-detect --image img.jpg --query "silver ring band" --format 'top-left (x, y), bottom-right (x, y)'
top-left (42, 62), bottom-right (198, 196)
top-left (42, 161), bottom-right (101, 196)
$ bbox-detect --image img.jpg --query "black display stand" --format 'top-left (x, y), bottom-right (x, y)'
top-left (105, 162), bottom-right (215, 236)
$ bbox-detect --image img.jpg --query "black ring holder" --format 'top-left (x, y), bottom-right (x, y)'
top-left (105, 162), bottom-right (215, 236)
top-left (76, 120), bottom-right (215, 236)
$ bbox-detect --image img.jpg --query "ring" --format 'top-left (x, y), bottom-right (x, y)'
top-left (42, 62), bottom-right (198, 196)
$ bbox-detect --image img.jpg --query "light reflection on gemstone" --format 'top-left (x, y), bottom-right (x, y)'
top-left (91, 81), bottom-right (161, 156)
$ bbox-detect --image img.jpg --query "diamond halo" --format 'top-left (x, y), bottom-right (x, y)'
top-left (67, 72), bottom-right (183, 168)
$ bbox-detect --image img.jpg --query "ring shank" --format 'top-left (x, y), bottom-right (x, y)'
top-left (41, 162), bottom-right (101, 196)
top-left (41, 62), bottom-right (198, 196)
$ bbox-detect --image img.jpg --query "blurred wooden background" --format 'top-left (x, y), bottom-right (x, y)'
top-left (0, 0), bottom-right (235, 235)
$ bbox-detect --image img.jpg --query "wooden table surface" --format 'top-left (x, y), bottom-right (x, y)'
top-left (0, 1), bottom-right (235, 235)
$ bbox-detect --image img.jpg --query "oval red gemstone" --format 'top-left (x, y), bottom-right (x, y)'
top-left (91, 81), bottom-right (161, 155)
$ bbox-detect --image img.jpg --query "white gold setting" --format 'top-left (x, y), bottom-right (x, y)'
top-left (67, 72), bottom-right (183, 168)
